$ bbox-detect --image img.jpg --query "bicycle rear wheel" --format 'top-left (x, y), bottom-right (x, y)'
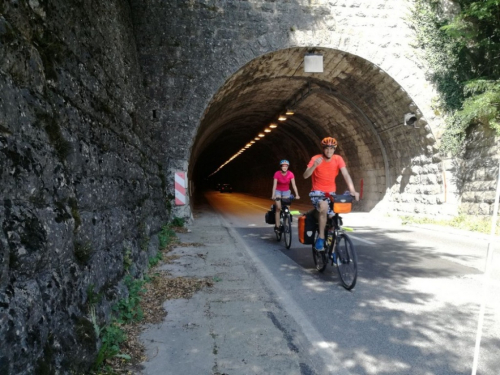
top-left (311, 230), bottom-right (327, 272)
top-left (335, 233), bottom-right (357, 290)
top-left (275, 214), bottom-right (282, 241)
top-left (283, 214), bottom-right (292, 249)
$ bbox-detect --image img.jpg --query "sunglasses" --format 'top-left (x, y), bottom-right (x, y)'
top-left (323, 146), bottom-right (336, 150)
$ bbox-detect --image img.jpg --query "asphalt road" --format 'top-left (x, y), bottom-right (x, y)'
top-left (206, 190), bottom-right (500, 375)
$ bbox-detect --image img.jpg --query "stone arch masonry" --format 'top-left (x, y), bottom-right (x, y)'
top-left (131, 0), bottom-right (498, 217)
top-left (0, 0), bottom-right (498, 373)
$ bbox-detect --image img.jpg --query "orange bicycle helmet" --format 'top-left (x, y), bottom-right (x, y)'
top-left (321, 137), bottom-right (337, 147)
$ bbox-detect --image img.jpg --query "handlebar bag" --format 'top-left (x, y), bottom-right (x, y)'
top-left (332, 194), bottom-right (353, 213)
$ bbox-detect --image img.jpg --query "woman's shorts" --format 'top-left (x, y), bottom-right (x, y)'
top-left (275, 190), bottom-right (291, 198)
top-left (309, 190), bottom-right (336, 216)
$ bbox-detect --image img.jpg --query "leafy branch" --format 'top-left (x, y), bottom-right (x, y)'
top-left (410, 0), bottom-right (500, 155)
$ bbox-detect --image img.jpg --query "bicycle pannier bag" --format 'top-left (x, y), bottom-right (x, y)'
top-left (264, 204), bottom-right (276, 224)
top-left (298, 209), bottom-right (316, 244)
top-left (333, 194), bottom-right (353, 213)
top-left (265, 210), bottom-right (275, 224)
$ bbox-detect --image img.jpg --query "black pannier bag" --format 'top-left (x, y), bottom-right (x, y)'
top-left (265, 204), bottom-right (276, 224)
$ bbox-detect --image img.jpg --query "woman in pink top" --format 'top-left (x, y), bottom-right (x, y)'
top-left (271, 160), bottom-right (300, 231)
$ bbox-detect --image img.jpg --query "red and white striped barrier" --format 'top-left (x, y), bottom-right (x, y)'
top-left (175, 171), bottom-right (186, 206)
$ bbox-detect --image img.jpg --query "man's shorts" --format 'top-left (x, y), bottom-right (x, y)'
top-left (309, 190), bottom-right (336, 216)
top-left (275, 190), bottom-right (291, 198)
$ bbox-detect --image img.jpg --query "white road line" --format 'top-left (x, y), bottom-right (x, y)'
top-left (220, 217), bottom-right (353, 375)
top-left (349, 234), bottom-right (375, 245)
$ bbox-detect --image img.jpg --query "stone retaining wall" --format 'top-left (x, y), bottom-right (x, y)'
top-left (0, 1), bottom-right (166, 373)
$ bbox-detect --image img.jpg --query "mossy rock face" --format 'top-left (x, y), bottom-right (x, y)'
top-left (75, 316), bottom-right (97, 349)
top-left (35, 335), bottom-right (55, 375)
top-left (74, 241), bottom-right (93, 264)
top-left (68, 197), bottom-right (81, 232)
top-left (33, 30), bottom-right (65, 81)
top-left (0, 16), bottom-right (16, 44)
top-left (0, 0), bottom-right (171, 372)
top-left (42, 115), bottom-right (71, 162)
top-left (54, 201), bottom-right (72, 223)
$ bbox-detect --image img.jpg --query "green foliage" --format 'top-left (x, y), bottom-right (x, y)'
top-left (166, 193), bottom-right (175, 212)
top-left (158, 223), bottom-right (176, 250)
top-left (139, 221), bottom-right (150, 252)
top-left (148, 251), bottom-right (163, 267)
top-left (410, 0), bottom-right (500, 155)
top-left (93, 324), bottom-right (128, 371)
top-left (172, 216), bottom-right (185, 227)
top-left (74, 241), bottom-right (93, 264)
top-left (86, 284), bottom-right (103, 306)
top-left (123, 248), bottom-right (133, 271)
top-left (400, 213), bottom-right (500, 235)
top-left (91, 275), bottom-right (145, 372)
top-left (113, 275), bottom-right (146, 324)
top-left (92, 222), bottom-right (178, 372)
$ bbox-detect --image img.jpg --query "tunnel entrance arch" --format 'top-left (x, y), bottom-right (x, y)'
top-left (189, 47), bottom-right (446, 216)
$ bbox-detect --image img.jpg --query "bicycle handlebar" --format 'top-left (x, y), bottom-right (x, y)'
top-left (273, 195), bottom-right (295, 201)
top-left (309, 192), bottom-right (357, 200)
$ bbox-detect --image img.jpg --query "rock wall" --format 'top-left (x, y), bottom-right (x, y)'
top-left (0, 0), bottom-right (499, 372)
top-left (0, 1), bottom-right (167, 373)
top-left (458, 124), bottom-right (500, 216)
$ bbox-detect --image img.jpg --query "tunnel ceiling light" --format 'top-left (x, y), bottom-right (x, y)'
top-left (304, 53), bottom-right (323, 73)
top-left (209, 89), bottom-right (307, 178)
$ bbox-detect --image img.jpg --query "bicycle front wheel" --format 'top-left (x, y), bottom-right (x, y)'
top-left (275, 226), bottom-right (282, 241)
top-left (335, 233), bottom-right (357, 290)
top-left (283, 214), bottom-right (292, 249)
top-left (311, 230), bottom-right (327, 272)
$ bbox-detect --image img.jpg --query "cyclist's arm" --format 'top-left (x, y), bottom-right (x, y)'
top-left (290, 178), bottom-right (300, 199)
top-left (340, 167), bottom-right (360, 201)
top-left (303, 157), bottom-right (323, 179)
top-left (303, 167), bottom-right (314, 179)
top-left (271, 179), bottom-right (278, 199)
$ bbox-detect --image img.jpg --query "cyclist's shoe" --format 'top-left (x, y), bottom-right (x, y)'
top-left (315, 238), bottom-right (325, 251)
top-left (274, 226), bottom-right (279, 232)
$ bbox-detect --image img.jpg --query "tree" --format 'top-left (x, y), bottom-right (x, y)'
top-left (411, 0), bottom-right (500, 155)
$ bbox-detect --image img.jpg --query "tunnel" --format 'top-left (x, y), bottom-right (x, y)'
top-left (190, 47), bottom-right (442, 214)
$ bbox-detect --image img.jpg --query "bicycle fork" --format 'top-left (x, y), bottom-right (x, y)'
top-left (325, 229), bottom-right (336, 265)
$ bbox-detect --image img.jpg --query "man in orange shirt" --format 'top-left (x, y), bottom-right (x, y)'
top-left (303, 137), bottom-right (360, 251)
